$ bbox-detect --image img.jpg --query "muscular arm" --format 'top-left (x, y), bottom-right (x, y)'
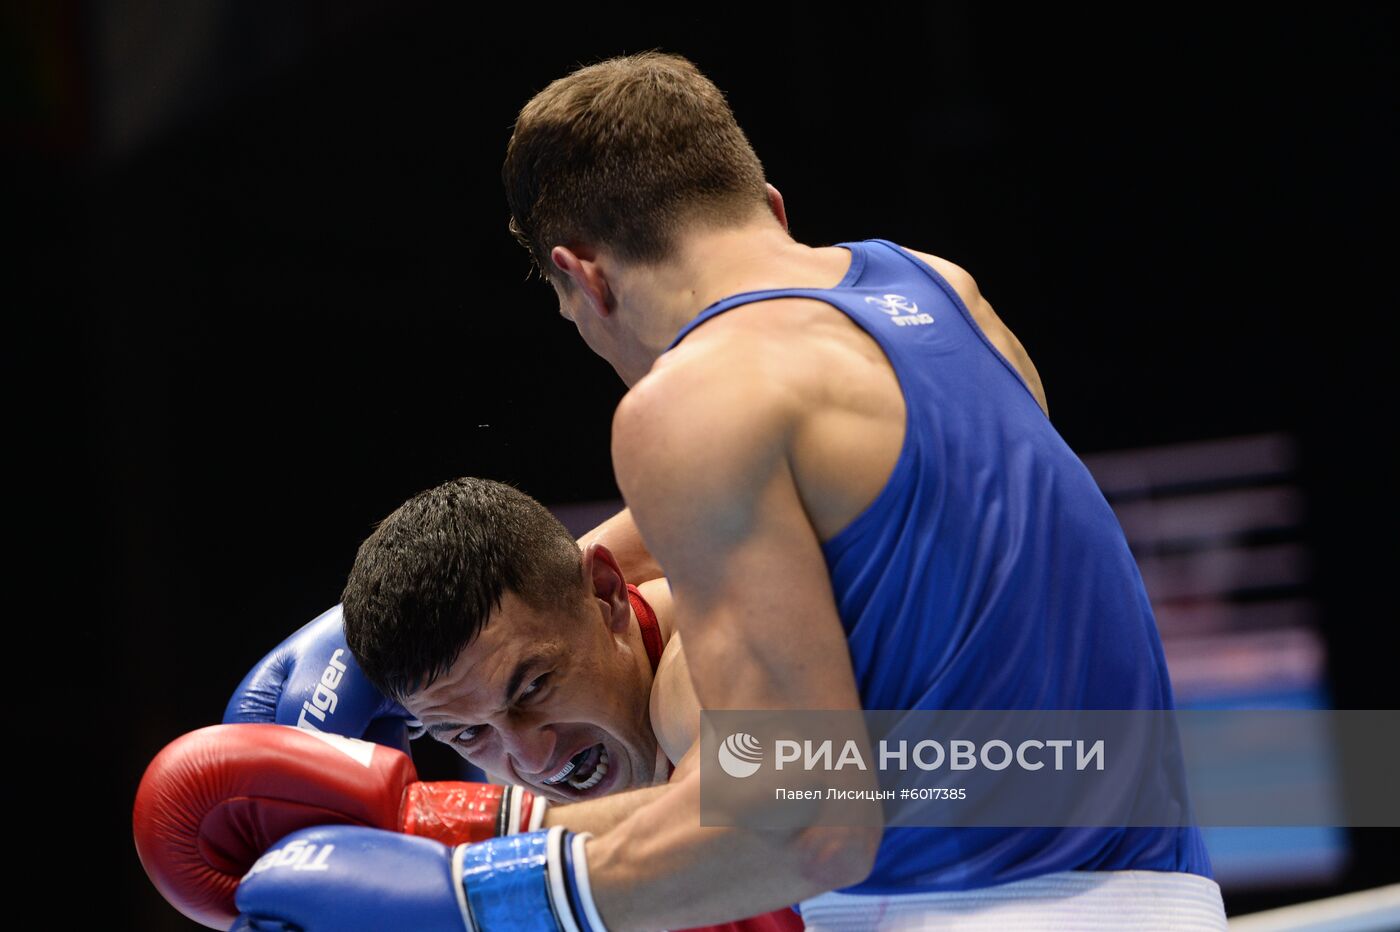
top-left (542, 783), bottom-right (670, 836)
top-left (579, 347), bottom-right (880, 929)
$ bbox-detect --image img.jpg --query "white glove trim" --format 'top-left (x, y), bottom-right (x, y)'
top-left (546, 825), bottom-right (583, 932)
top-left (571, 831), bottom-right (609, 932)
top-left (450, 842), bottom-right (478, 932)
top-left (528, 796), bottom-right (549, 833)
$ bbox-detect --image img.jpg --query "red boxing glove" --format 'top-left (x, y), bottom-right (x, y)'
top-left (132, 723), bottom-right (545, 929)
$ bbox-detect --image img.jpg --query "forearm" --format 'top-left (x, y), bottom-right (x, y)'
top-left (544, 746), bottom-right (694, 836)
top-left (583, 766), bottom-right (873, 931)
top-left (541, 782), bottom-right (671, 836)
top-left (578, 508), bottom-right (664, 584)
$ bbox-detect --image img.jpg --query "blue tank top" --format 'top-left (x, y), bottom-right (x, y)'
top-left (665, 238), bottom-right (1213, 893)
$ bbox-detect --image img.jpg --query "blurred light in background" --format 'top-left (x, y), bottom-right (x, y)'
top-left (1083, 432), bottom-right (1346, 890)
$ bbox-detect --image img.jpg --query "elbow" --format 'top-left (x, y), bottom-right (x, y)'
top-left (791, 825), bottom-right (881, 892)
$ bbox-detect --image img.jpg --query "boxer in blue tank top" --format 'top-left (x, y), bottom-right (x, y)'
top-left (501, 50), bottom-right (1224, 929)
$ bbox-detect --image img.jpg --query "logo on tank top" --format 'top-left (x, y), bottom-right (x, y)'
top-left (866, 294), bottom-right (934, 327)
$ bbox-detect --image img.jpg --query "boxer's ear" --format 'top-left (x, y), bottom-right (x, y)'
top-left (582, 541), bottom-right (630, 634)
top-left (550, 245), bottom-right (614, 318)
top-left (765, 182), bottom-right (789, 231)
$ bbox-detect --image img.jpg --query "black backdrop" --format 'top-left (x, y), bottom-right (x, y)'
top-left (10, 3), bottom-right (1397, 928)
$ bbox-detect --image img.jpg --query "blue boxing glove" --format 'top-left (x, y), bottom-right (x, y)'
top-left (232, 825), bottom-right (607, 932)
top-left (223, 604), bottom-right (422, 753)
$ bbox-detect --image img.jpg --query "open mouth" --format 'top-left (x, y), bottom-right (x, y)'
top-left (542, 743), bottom-right (609, 792)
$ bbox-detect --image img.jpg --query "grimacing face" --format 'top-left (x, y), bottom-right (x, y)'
top-left (401, 580), bottom-right (661, 803)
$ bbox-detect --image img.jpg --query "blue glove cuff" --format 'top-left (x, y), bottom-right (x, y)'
top-left (563, 831), bottom-right (607, 932)
top-left (453, 827), bottom-right (605, 932)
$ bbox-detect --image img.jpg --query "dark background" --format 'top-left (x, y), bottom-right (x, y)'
top-left (7, 3), bottom-right (1396, 928)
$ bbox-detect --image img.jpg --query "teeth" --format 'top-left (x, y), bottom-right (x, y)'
top-left (542, 745), bottom-right (601, 787)
top-left (543, 758), bottom-right (578, 786)
top-left (567, 747), bottom-right (609, 792)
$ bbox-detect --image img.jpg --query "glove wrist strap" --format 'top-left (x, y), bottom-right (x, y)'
top-left (502, 785), bottom-right (549, 835)
top-left (453, 827), bottom-right (607, 932)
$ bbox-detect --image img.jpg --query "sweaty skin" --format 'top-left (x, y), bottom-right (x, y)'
top-left (547, 185), bottom-right (1051, 930)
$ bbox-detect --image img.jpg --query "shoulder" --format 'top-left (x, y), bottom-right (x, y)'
top-left (900, 246), bottom-right (984, 307)
top-left (614, 293), bottom-right (850, 437)
top-left (612, 333), bottom-right (804, 514)
top-left (647, 630), bottom-right (698, 765)
top-left (634, 577), bottom-right (676, 645)
top-left (616, 341), bottom-right (799, 427)
top-left (899, 245), bottom-right (1050, 415)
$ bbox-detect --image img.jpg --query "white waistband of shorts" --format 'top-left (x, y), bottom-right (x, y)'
top-left (798, 870), bottom-right (1226, 931)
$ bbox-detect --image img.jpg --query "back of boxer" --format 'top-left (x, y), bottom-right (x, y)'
top-left (645, 237), bottom-right (1224, 925)
top-left (497, 51), bottom-right (1227, 928)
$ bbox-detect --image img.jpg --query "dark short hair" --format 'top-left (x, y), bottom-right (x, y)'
top-left (503, 50), bottom-right (769, 286)
top-left (342, 477), bottom-right (584, 704)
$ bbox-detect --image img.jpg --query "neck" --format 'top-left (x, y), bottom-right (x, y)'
top-left (611, 221), bottom-right (846, 377)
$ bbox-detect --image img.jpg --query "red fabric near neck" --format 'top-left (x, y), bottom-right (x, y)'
top-left (626, 584), bottom-right (663, 673)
